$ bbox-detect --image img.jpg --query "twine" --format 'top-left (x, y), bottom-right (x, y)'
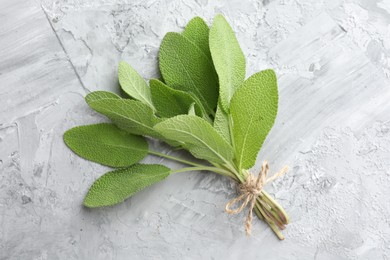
top-left (225, 161), bottom-right (288, 235)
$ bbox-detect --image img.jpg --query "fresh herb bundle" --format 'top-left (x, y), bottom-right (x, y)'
top-left (64, 15), bottom-right (289, 239)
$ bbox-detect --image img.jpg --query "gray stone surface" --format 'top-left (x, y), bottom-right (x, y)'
top-left (1, 0), bottom-right (390, 259)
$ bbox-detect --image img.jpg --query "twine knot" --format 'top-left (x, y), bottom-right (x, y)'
top-left (225, 161), bottom-right (288, 235)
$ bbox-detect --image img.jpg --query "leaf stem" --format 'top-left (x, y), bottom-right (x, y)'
top-left (171, 167), bottom-right (204, 174)
top-left (149, 150), bottom-right (239, 180)
top-left (148, 150), bottom-right (205, 167)
top-left (262, 191), bottom-right (289, 224)
top-left (254, 202), bottom-right (285, 240)
top-left (171, 166), bottom-right (239, 180)
top-left (257, 198), bottom-right (285, 230)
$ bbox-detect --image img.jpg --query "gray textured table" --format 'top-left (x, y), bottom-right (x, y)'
top-left (1, 0), bottom-right (390, 259)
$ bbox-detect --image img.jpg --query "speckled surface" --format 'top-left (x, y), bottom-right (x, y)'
top-left (1, 0), bottom-right (390, 259)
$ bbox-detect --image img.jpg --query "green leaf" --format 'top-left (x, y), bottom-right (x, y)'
top-left (84, 164), bottom-right (170, 207)
top-left (159, 32), bottom-right (218, 114)
top-left (154, 115), bottom-right (234, 164)
top-left (150, 79), bottom-right (200, 118)
top-left (182, 17), bottom-right (211, 58)
top-left (87, 98), bottom-right (161, 138)
top-left (87, 98), bottom-right (181, 147)
top-left (118, 61), bottom-right (155, 109)
top-left (230, 70), bottom-right (278, 170)
top-left (85, 91), bottom-right (120, 103)
top-left (209, 14), bottom-right (246, 112)
top-left (64, 123), bottom-right (148, 167)
top-left (213, 102), bottom-right (231, 144)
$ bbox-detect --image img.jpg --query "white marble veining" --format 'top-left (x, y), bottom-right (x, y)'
top-left (1, 0), bottom-right (390, 259)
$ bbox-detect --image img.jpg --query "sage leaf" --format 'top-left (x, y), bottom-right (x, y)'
top-left (84, 164), bottom-right (170, 207)
top-left (85, 91), bottom-right (120, 103)
top-left (64, 123), bottom-right (148, 167)
top-left (118, 61), bottom-right (155, 109)
top-left (230, 70), bottom-right (278, 170)
top-left (154, 115), bottom-right (234, 164)
top-left (87, 97), bottom-right (181, 147)
top-left (213, 102), bottom-right (231, 143)
top-left (87, 98), bottom-right (161, 138)
top-left (159, 32), bottom-right (218, 114)
top-left (150, 79), bottom-right (201, 118)
top-left (210, 14), bottom-right (246, 112)
top-left (182, 17), bottom-right (211, 58)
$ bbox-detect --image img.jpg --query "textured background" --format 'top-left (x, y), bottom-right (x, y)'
top-left (1, 0), bottom-right (390, 259)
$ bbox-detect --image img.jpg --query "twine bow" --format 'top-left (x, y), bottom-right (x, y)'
top-left (225, 161), bottom-right (288, 235)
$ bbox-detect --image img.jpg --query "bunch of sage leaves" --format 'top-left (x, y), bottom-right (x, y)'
top-left (64, 15), bottom-right (288, 239)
